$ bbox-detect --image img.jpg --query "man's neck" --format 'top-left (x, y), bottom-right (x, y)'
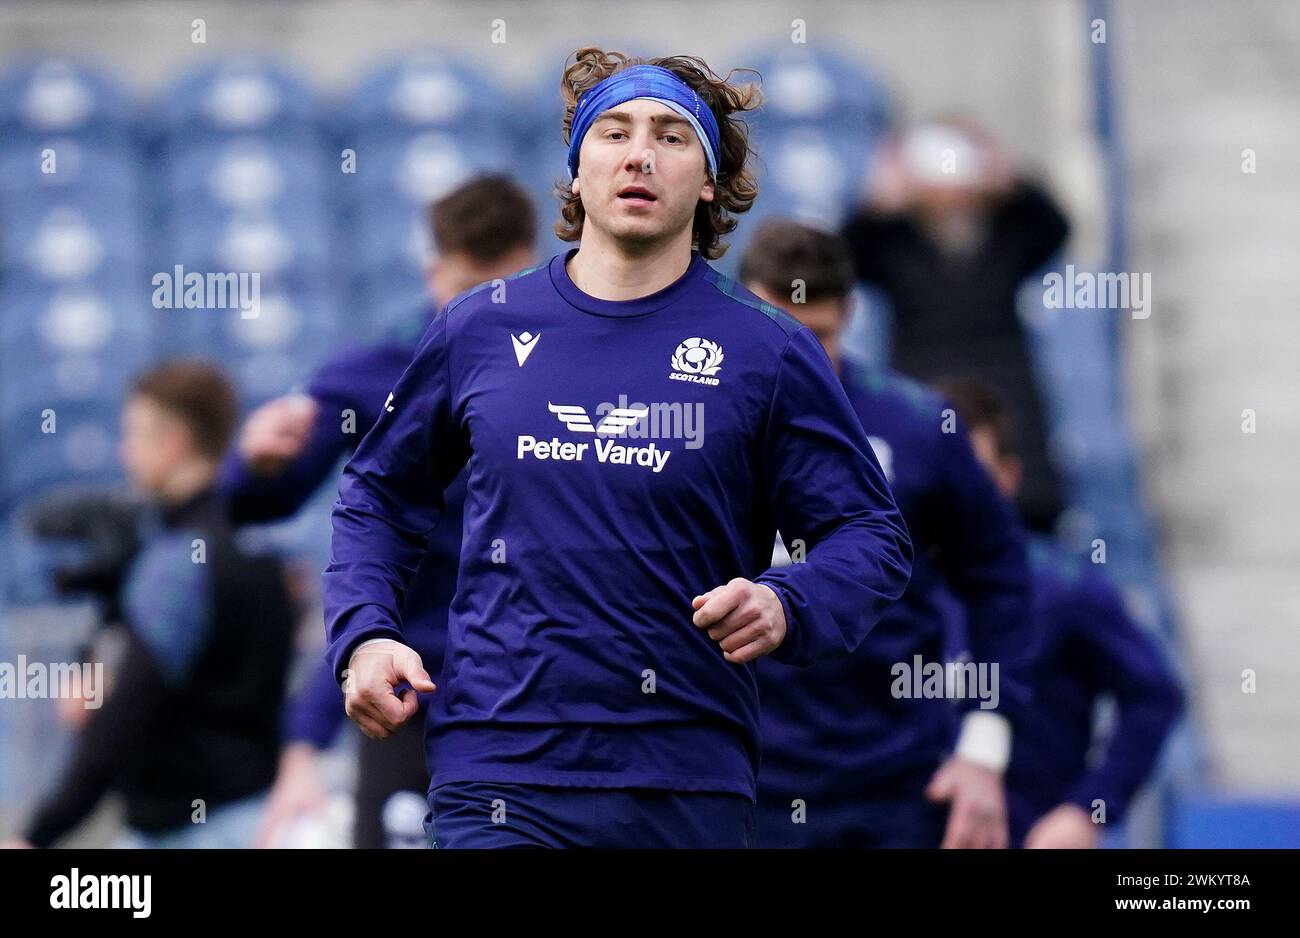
top-left (822, 340), bottom-right (842, 377)
top-left (567, 229), bottom-right (695, 302)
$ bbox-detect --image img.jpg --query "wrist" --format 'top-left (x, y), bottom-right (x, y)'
top-left (954, 711), bottom-right (1012, 772)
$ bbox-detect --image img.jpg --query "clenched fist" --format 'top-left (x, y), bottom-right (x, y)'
top-left (691, 578), bottom-right (787, 664)
top-left (342, 639), bottom-right (437, 740)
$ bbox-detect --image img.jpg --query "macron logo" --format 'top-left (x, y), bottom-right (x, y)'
top-left (511, 331), bottom-right (541, 367)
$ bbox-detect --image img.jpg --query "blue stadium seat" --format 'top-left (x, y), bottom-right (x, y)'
top-left (0, 200), bottom-right (145, 285)
top-left (736, 44), bottom-right (893, 137)
top-left (0, 59), bottom-right (135, 147)
top-left (0, 400), bottom-right (123, 509)
top-left (166, 204), bottom-right (335, 283)
top-left (165, 136), bottom-right (330, 210)
top-left (507, 71), bottom-right (568, 169)
top-left (155, 58), bottom-right (323, 150)
top-left (0, 136), bottom-right (140, 204)
top-left (343, 130), bottom-right (512, 207)
top-left (0, 279), bottom-right (154, 368)
top-left (344, 51), bottom-right (510, 143)
top-left (749, 123), bottom-right (872, 228)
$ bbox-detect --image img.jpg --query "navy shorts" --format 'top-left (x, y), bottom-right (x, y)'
top-left (426, 781), bottom-right (755, 849)
top-left (754, 766), bottom-right (949, 848)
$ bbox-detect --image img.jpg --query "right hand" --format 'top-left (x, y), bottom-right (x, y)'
top-left (342, 640), bottom-right (437, 740)
top-left (253, 743), bottom-right (329, 848)
top-left (238, 394), bottom-right (319, 476)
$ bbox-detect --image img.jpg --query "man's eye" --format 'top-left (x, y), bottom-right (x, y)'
top-left (663, 134), bottom-right (683, 144)
top-left (606, 131), bottom-right (627, 140)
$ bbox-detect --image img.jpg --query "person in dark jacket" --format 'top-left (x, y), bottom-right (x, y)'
top-left (840, 119), bottom-right (1069, 532)
top-left (6, 360), bottom-right (296, 848)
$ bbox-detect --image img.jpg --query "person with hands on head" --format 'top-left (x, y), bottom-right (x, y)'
top-left (841, 119), bottom-right (1069, 534)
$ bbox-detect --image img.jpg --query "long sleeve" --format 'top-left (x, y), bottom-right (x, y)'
top-left (931, 406), bottom-right (1035, 722)
top-left (24, 633), bottom-right (168, 847)
top-left (320, 312), bottom-right (471, 682)
top-left (282, 658), bottom-right (347, 750)
top-left (994, 179), bottom-right (1070, 274)
top-left (1062, 579), bottom-right (1184, 822)
top-left (754, 328), bottom-right (913, 667)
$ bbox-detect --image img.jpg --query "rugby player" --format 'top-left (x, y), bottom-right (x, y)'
top-left (938, 377), bottom-right (1184, 848)
top-left (323, 48), bottom-right (913, 848)
top-left (742, 219), bottom-right (1033, 848)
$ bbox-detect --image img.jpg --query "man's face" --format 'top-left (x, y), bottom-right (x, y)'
top-left (745, 283), bottom-right (849, 358)
top-left (574, 98), bottom-right (715, 249)
top-left (428, 245), bottom-right (537, 308)
top-left (119, 396), bottom-right (191, 494)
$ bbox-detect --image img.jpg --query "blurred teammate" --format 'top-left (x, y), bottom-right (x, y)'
top-left (741, 220), bottom-right (1032, 848)
top-left (222, 175), bottom-right (538, 848)
top-left (324, 47), bottom-right (912, 848)
top-left (841, 120), bottom-right (1068, 532)
top-left (4, 361), bottom-right (295, 849)
top-left (938, 378), bottom-right (1184, 848)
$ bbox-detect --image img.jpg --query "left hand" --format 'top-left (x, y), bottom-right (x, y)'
top-left (1024, 803), bottom-right (1099, 849)
top-left (691, 578), bottom-right (787, 664)
top-left (925, 755), bottom-right (1009, 849)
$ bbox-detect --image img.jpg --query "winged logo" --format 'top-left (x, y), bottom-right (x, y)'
top-left (548, 402), bottom-right (649, 436)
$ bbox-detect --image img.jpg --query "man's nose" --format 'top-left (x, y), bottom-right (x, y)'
top-left (622, 129), bottom-right (655, 170)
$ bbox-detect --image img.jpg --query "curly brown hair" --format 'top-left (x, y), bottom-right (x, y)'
top-left (554, 47), bottom-right (762, 260)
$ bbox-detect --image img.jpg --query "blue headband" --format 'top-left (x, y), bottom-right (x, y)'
top-left (567, 64), bottom-right (721, 181)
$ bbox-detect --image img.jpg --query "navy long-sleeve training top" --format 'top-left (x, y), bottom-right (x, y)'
top-left (216, 307), bottom-right (466, 748)
top-left (757, 361), bottom-right (1033, 823)
top-left (1005, 536), bottom-right (1183, 842)
top-left (321, 247), bottom-right (913, 801)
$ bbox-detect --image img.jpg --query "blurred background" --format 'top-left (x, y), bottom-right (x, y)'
top-left (0, 0), bottom-right (1296, 848)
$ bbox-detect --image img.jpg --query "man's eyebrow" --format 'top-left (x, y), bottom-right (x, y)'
top-left (593, 110), bottom-right (694, 131)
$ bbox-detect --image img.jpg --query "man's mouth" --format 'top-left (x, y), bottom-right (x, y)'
top-left (618, 186), bottom-right (657, 203)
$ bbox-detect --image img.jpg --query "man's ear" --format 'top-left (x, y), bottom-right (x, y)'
top-left (700, 177), bottom-right (715, 203)
top-left (571, 177), bottom-right (581, 197)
